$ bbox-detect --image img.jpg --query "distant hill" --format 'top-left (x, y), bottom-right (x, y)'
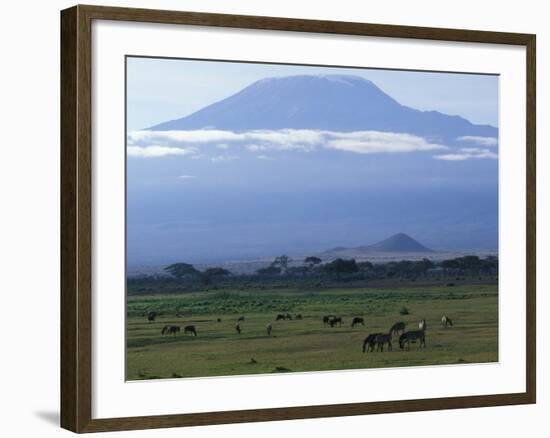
top-left (148, 75), bottom-right (497, 144)
top-left (323, 233), bottom-right (434, 258)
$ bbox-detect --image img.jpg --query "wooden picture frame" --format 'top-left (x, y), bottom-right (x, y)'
top-left (61, 4), bottom-right (536, 433)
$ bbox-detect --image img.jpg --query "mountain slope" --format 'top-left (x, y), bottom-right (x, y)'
top-left (148, 75), bottom-right (498, 144)
top-left (323, 233), bottom-right (434, 257)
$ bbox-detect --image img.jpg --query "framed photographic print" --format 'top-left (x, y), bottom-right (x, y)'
top-left (60, 4), bottom-right (536, 433)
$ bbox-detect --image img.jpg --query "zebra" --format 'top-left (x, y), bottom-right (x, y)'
top-left (375, 333), bottom-right (393, 352)
top-left (183, 325), bottom-right (197, 336)
top-left (362, 333), bottom-right (382, 353)
top-left (390, 321), bottom-right (406, 336)
top-left (442, 316), bottom-right (453, 327)
top-left (399, 330), bottom-right (426, 350)
top-left (419, 319), bottom-right (427, 331)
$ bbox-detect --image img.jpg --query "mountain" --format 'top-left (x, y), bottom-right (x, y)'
top-left (323, 233), bottom-right (434, 257)
top-left (148, 75), bottom-right (497, 144)
top-left (361, 233), bottom-right (434, 252)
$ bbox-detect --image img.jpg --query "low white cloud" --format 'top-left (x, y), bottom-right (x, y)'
top-left (325, 131), bottom-right (447, 154)
top-left (127, 145), bottom-right (198, 158)
top-left (127, 129), bottom-right (323, 148)
top-left (434, 147), bottom-right (498, 161)
top-left (178, 175), bottom-right (196, 179)
top-left (127, 129), bottom-right (451, 159)
top-left (211, 155), bottom-right (238, 163)
top-left (457, 136), bottom-right (498, 147)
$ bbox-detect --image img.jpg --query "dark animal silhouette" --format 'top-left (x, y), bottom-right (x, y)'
top-left (161, 325), bottom-right (180, 336)
top-left (217, 318), bottom-right (221, 323)
top-left (285, 313), bottom-right (293, 320)
top-left (362, 333), bottom-right (382, 352)
top-left (183, 325), bottom-right (197, 336)
top-left (266, 323), bottom-right (273, 336)
top-left (375, 333), bottom-right (393, 352)
top-left (441, 315), bottom-right (453, 327)
top-left (323, 315), bottom-right (336, 326)
top-left (235, 323), bottom-right (241, 334)
top-left (295, 314), bottom-right (303, 320)
top-left (351, 317), bottom-right (365, 328)
top-left (399, 330), bottom-right (426, 350)
top-left (390, 321), bottom-right (406, 336)
top-left (276, 314), bottom-right (286, 321)
top-left (237, 316), bottom-right (245, 322)
top-left (147, 311), bottom-right (157, 323)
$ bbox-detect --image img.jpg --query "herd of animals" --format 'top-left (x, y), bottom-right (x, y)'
top-left (147, 311), bottom-right (454, 352)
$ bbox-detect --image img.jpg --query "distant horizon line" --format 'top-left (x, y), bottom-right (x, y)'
top-left (127, 248), bottom-right (499, 269)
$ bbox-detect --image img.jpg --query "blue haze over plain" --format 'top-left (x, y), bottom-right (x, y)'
top-left (127, 72), bottom-right (499, 266)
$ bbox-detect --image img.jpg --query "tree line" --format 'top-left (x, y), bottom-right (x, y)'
top-left (160, 254), bottom-right (497, 283)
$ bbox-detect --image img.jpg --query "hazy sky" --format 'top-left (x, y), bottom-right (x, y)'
top-left (126, 57), bottom-right (499, 131)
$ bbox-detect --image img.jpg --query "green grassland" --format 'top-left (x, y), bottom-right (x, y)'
top-left (126, 283), bottom-right (498, 380)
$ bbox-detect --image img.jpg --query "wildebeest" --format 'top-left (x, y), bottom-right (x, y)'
top-left (276, 314), bottom-right (286, 321)
top-left (235, 323), bottom-right (241, 334)
top-left (237, 316), bottom-right (245, 322)
top-left (441, 315), bottom-right (453, 327)
top-left (161, 325), bottom-right (180, 336)
top-left (266, 323), bottom-right (273, 336)
top-left (390, 321), bottom-right (406, 336)
top-left (362, 332), bottom-right (382, 353)
top-left (399, 330), bottom-right (426, 350)
top-left (183, 325), bottom-right (197, 336)
top-left (285, 313), bottom-right (293, 320)
top-left (329, 316), bottom-right (343, 327)
top-left (351, 317), bottom-right (365, 328)
top-left (419, 319), bottom-right (427, 331)
top-left (147, 311), bottom-right (157, 323)
top-left (375, 333), bottom-right (393, 352)
top-left (295, 314), bottom-right (303, 320)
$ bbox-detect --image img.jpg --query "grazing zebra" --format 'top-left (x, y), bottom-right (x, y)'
top-left (442, 316), bottom-right (453, 327)
top-left (266, 323), bottom-right (273, 336)
top-left (362, 333), bottom-right (382, 353)
top-left (419, 319), bottom-right (427, 331)
top-left (351, 317), bottom-right (365, 328)
top-left (147, 311), bottom-right (157, 323)
top-left (235, 323), bottom-right (241, 334)
top-left (161, 325), bottom-right (180, 336)
top-left (375, 333), bottom-right (393, 352)
top-left (390, 321), bottom-right (406, 336)
top-left (237, 316), bottom-right (245, 322)
top-left (399, 330), bottom-right (426, 350)
top-left (183, 325), bottom-right (197, 336)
